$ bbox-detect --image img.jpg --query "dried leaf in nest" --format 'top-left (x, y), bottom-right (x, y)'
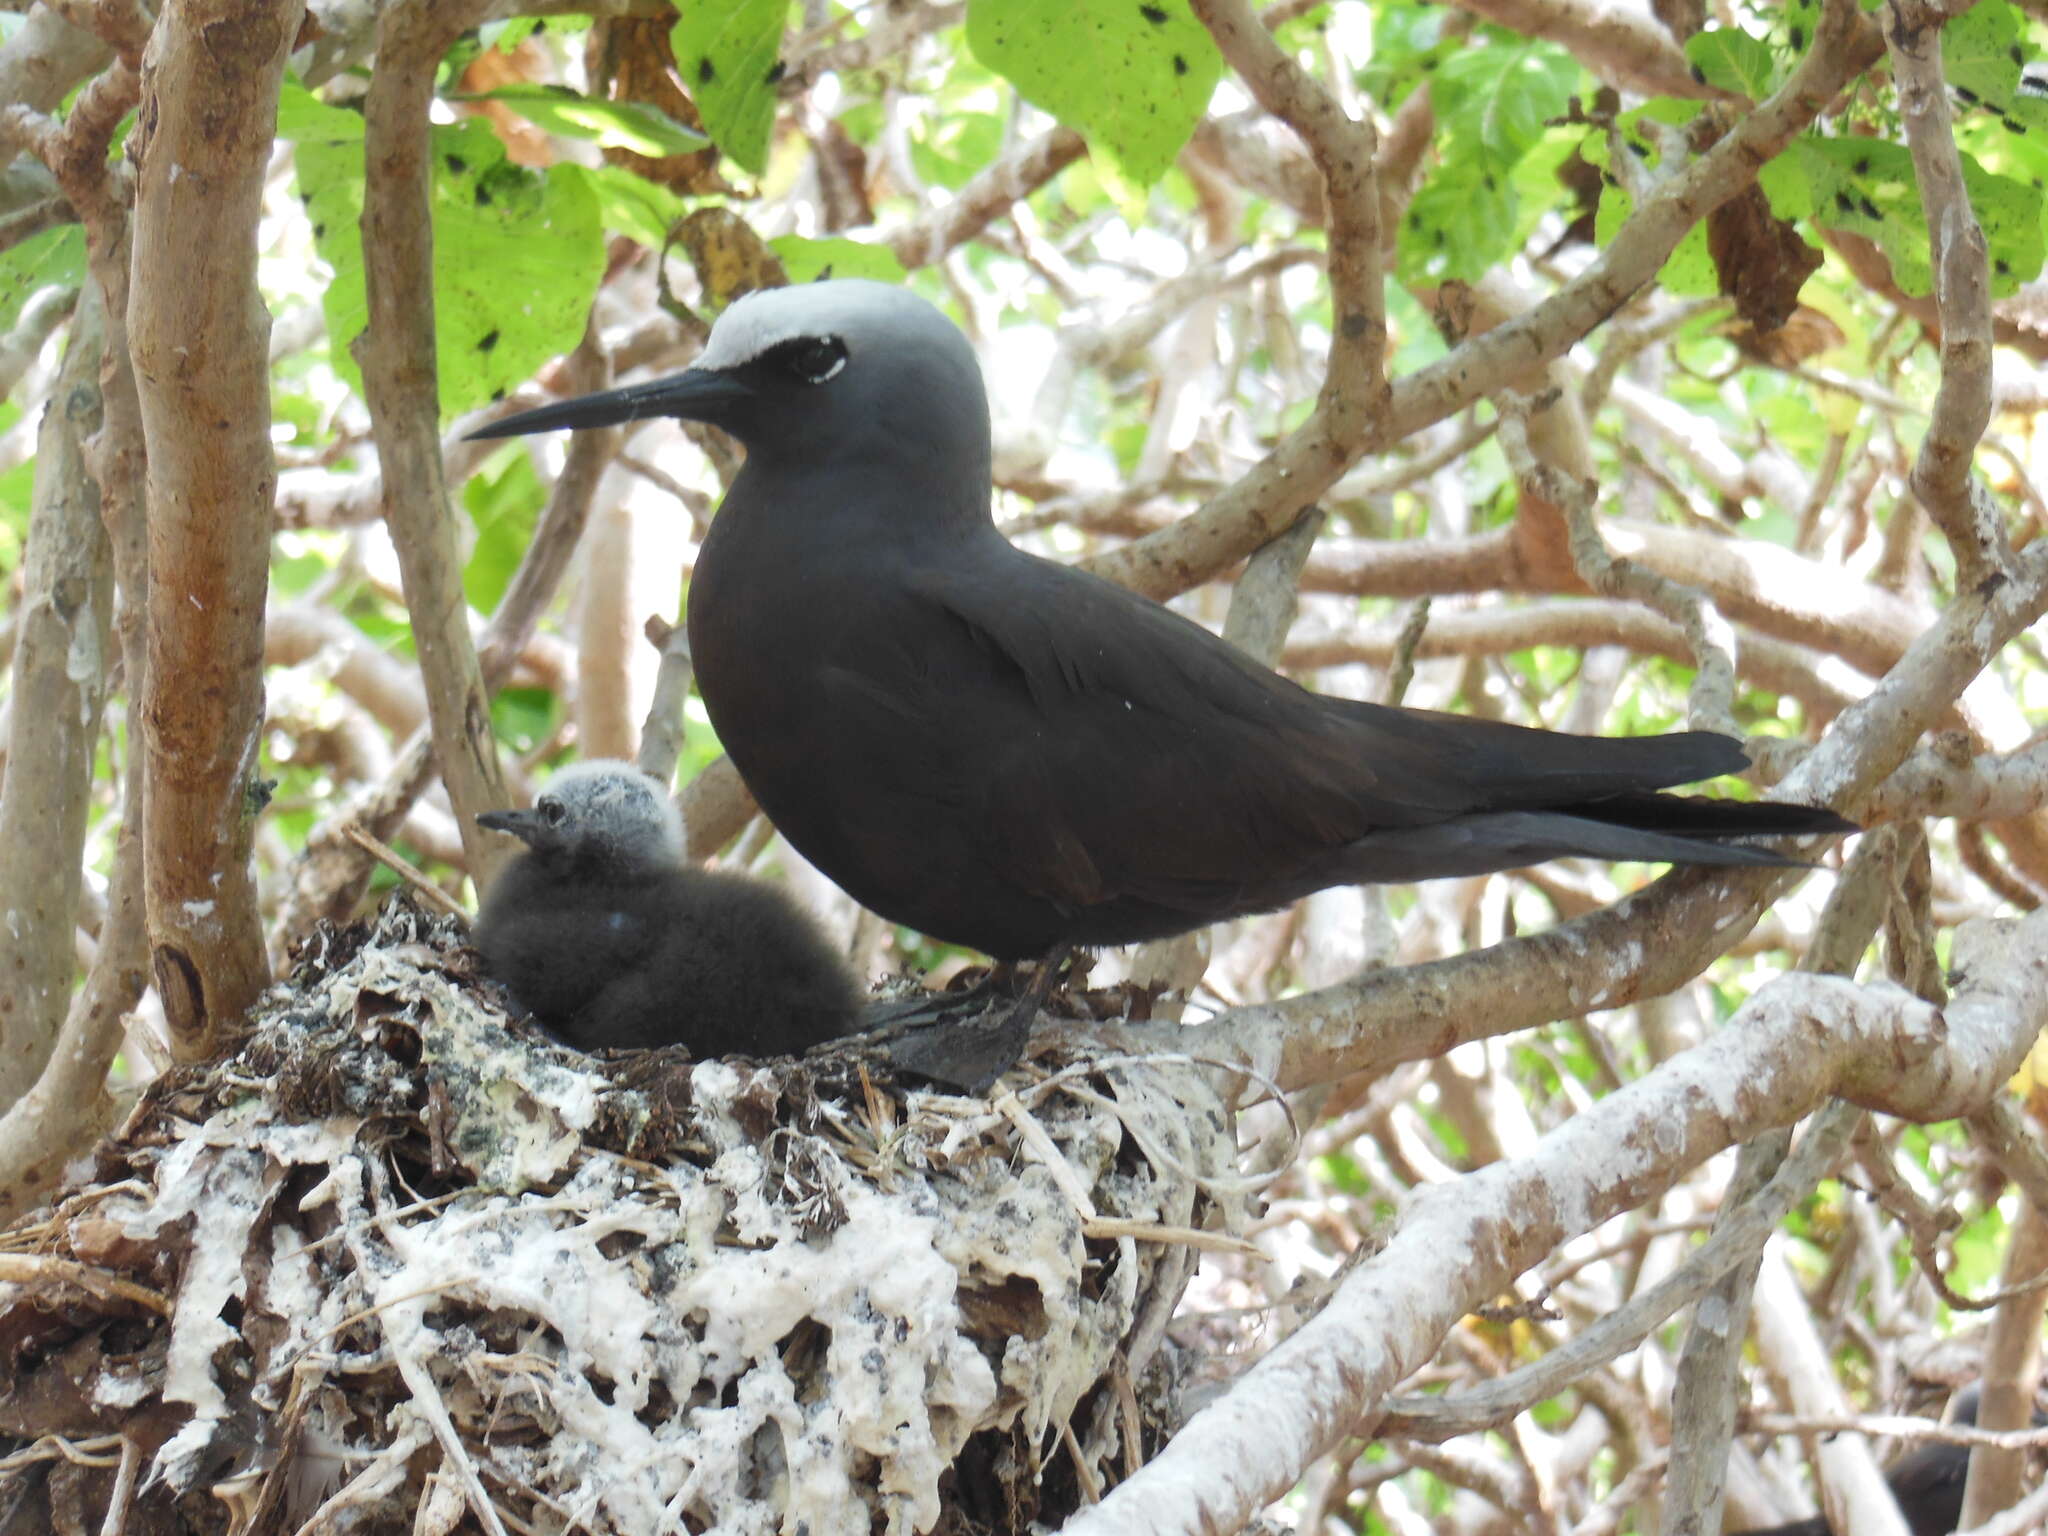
top-left (0, 898), bottom-right (1237, 1535)
top-left (1708, 183), bottom-right (1824, 336)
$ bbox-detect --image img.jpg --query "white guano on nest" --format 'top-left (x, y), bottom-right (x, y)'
top-left (0, 899), bottom-right (1245, 1535)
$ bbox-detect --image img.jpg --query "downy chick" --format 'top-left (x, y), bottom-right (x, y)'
top-left (473, 760), bottom-right (863, 1057)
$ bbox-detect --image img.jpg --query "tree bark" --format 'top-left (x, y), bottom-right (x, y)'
top-left (127, 0), bottom-right (302, 1060)
top-left (0, 286), bottom-right (114, 1106)
top-left (353, 0), bottom-right (510, 887)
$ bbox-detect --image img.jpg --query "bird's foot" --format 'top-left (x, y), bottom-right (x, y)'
top-left (865, 948), bottom-right (1073, 1093)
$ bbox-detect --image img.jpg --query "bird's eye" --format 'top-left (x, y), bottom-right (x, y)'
top-left (539, 798), bottom-right (566, 827)
top-left (784, 336), bottom-right (846, 384)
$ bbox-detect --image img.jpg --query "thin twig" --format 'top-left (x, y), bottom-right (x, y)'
top-left (338, 824), bottom-right (468, 919)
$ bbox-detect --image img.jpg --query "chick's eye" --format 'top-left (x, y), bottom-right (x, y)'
top-left (787, 336), bottom-right (846, 384)
top-left (539, 798), bottom-right (566, 827)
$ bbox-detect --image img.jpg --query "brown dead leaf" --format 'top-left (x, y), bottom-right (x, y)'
top-left (1708, 183), bottom-right (1823, 335)
top-left (1725, 304), bottom-right (1847, 369)
top-left (677, 206), bottom-right (789, 308)
top-left (588, 14), bottom-right (729, 196)
top-left (459, 39), bottom-right (554, 169)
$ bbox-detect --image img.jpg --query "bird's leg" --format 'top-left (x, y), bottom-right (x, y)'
top-left (995, 943), bottom-right (1071, 1019)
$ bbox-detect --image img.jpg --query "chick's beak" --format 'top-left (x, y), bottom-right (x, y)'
top-left (476, 808), bottom-right (547, 849)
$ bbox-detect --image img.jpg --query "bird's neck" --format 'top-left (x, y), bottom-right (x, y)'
top-left (525, 848), bottom-right (671, 888)
top-left (720, 449), bottom-right (996, 551)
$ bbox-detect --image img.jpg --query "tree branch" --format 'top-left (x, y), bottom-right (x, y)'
top-left (128, 0), bottom-right (301, 1057)
top-left (1067, 906), bottom-right (2048, 1536)
top-left (1447, 0), bottom-right (1727, 100)
top-left (1086, 0), bottom-right (1384, 601)
top-left (353, 0), bottom-right (510, 889)
top-left (1885, 0), bottom-right (2012, 587)
top-left (1387, 0), bottom-right (1882, 444)
top-left (1498, 397), bottom-right (1738, 738)
top-left (0, 274), bottom-right (113, 1106)
top-left (1192, 541), bottom-right (2048, 1097)
top-left (1283, 599), bottom-right (1861, 725)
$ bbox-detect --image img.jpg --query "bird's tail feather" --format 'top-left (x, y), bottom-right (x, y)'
top-left (1360, 712), bottom-right (1759, 803)
top-left (1572, 789), bottom-right (1858, 840)
top-left (1334, 805), bottom-right (1849, 884)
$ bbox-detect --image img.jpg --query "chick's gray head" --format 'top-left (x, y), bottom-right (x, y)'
top-left (476, 759), bottom-right (684, 873)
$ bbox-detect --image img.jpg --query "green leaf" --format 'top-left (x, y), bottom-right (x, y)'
top-left (1685, 26), bottom-right (1778, 99)
top-left (1400, 161), bottom-right (1517, 282)
top-left (670, 0), bottom-right (788, 175)
top-left (1945, 1204), bottom-right (2007, 1299)
top-left (0, 223), bottom-right (83, 335)
top-left (1758, 153), bottom-right (1812, 219)
top-left (1433, 35), bottom-right (1578, 179)
top-left (491, 685), bottom-right (563, 757)
top-left (1661, 216), bottom-right (1716, 296)
top-left (1353, 2), bottom-right (1457, 112)
top-left (1779, 0), bottom-right (1822, 57)
top-left (276, 78), bottom-right (366, 141)
top-left (965, 0), bottom-right (1223, 186)
top-left (1398, 33), bottom-right (1580, 282)
top-left (463, 445), bottom-right (543, 612)
top-left (1754, 388), bottom-right (1827, 456)
top-left (458, 85), bottom-right (709, 157)
top-left (570, 163), bottom-right (687, 249)
top-left (0, 401), bottom-right (29, 572)
top-left (909, 108), bottom-right (1007, 192)
top-left (296, 117), bottom-right (606, 418)
top-left (1798, 134), bottom-right (2044, 297)
top-left (1942, 0), bottom-right (2048, 134)
top-left (767, 235), bottom-right (907, 285)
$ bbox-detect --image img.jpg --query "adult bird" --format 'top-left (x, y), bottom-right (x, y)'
top-left (473, 759), bottom-right (863, 1057)
top-left (471, 281), bottom-right (1853, 962)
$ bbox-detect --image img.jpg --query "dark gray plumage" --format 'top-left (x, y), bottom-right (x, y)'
top-left (473, 760), bottom-right (863, 1057)
top-left (471, 281), bottom-right (1855, 960)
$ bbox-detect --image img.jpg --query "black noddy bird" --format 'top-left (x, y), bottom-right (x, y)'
top-left (473, 759), bottom-right (863, 1056)
top-left (471, 281), bottom-right (1854, 961)
top-left (1732, 1385), bottom-right (2045, 1536)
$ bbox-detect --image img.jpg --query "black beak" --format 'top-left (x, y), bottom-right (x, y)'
top-left (476, 808), bottom-right (548, 848)
top-left (466, 368), bottom-right (754, 440)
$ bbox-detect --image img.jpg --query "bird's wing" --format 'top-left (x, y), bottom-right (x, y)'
top-left (880, 557), bottom-right (1759, 916)
top-left (880, 561), bottom-right (1472, 912)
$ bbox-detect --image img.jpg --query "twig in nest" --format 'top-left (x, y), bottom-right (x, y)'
top-left (0, 1433), bottom-right (126, 1472)
top-left (1081, 1216), bottom-right (1262, 1257)
top-left (285, 1419), bottom-right (432, 1536)
top-left (994, 1087), bottom-right (1098, 1217)
top-left (339, 823), bottom-right (468, 918)
top-left (1061, 1417), bottom-right (1103, 1504)
top-left (97, 1435), bottom-right (139, 1536)
top-left (350, 1210), bottom-right (509, 1536)
top-left (0, 1252), bottom-right (168, 1315)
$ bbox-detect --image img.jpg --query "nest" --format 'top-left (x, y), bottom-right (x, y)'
top-left (0, 899), bottom-right (1241, 1535)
